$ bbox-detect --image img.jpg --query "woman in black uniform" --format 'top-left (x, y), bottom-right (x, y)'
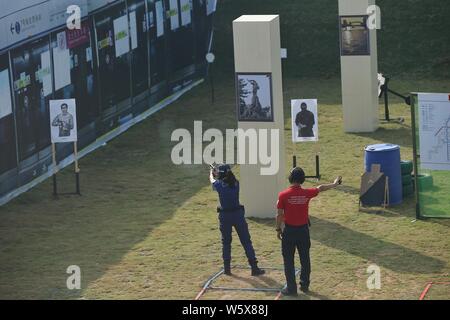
top-left (210, 164), bottom-right (265, 276)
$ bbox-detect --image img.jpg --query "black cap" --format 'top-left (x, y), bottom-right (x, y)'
top-left (217, 164), bottom-right (231, 180)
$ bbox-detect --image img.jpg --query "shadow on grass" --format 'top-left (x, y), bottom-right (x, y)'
top-left (251, 217), bottom-right (446, 274)
top-left (224, 273), bottom-right (283, 289)
top-left (349, 126), bottom-right (413, 149)
top-left (0, 83), bottom-right (227, 299)
top-left (310, 216), bottom-right (446, 273)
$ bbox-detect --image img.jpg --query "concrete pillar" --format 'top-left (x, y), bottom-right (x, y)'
top-left (339, 0), bottom-right (379, 132)
top-left (233, 15), bottom-right (286, 218)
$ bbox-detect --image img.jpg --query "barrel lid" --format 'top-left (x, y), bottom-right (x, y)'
top-left (365, 143), bottom-right (400, 152)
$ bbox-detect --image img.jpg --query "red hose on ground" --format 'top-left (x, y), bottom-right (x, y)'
top-left (419, 281), bottom-right (450, 300)
top-left (419, 282), bottom-right (433, 300)
top-left (195, 288), bottom-right (207, 301)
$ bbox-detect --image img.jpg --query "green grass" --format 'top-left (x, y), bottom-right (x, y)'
top-left (0, 77), bottom-right (449, 300)
top-left (0, 0), bottom-right (449, 300)
top-left (417, 171), bottom-right (450, 218)
top-left (422, 282), bottom-right (450, 300)
top-left (214, 0), bottom-right (450, 79)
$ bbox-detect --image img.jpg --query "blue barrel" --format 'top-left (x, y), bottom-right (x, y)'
top-left (364, 144), bottom-right (402, 206)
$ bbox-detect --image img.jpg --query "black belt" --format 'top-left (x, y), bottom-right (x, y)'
top-left (217, 205), bottom-right (244, 213)
top-left (285, 222), bottom-right (310, 228)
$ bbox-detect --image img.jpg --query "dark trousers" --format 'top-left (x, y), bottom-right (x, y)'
top-left (281, 224), bottom-right (311, 292)
top-left (219, 208), bottom-right (256, 263)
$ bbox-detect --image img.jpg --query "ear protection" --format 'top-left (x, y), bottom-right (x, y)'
top-left (289, 167), bottom-right (305, 184)
top-left (217, 164), bottom-right (231, 180)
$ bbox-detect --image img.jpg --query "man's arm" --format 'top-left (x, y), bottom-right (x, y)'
top-left (317, 176), bottom-right (342, 193)
top-left (276, 209), bottom-right (284, 240)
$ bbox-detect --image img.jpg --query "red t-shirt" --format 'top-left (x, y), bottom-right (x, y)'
top-left (277, 186), bottom-right (320, 226)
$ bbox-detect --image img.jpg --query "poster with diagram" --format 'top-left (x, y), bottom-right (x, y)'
top-left (418, 93), bottom-right (450, 171)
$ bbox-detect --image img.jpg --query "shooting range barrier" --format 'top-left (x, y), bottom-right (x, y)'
top-left (195, 266), bottom-right (300, 300)
top-left (410, 94), bottom-right (450, 219)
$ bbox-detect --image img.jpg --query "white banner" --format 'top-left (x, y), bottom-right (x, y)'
top-left (40, 51), bottom-right (53, 97)
top-left (155, 1), bottom-right (165, 37)
top-left (291, 99), bottom-right (319, 142)
top-left (418, 93), bottom-right (450, 171)
top-left (206, 0), bottom-right (217, 16)
top-left (169, 0), bottom-right (180, 31)
top-left (50, 99), bottom-right (78, 143)
top-left (53, 47), bottom-right (71, 91)
top-left (180, 0), bottom-right (192, 27)
top-left (129, 11), bottom-right (138, 50)
top-left (0, 69), bottom-right (12, 119)
top-left (113, 15), bottom-right (130, 57)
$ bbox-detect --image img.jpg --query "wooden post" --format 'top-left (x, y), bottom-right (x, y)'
top-left (52, 143), bottom-right (57, 196)
top-left (74, 142), bottom-right (80, 173)
top-left (74, 142), bottom-right (81, 195)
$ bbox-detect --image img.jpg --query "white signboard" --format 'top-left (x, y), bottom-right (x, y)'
top-left (169, 0), bottom-right (180, 31)
top-left (0, 0), bottom-right (89, 52)
top-left (53, 47), bottom-right (71, 91)
top-left (291, 99), bottom-right (319, 142)
top-left (40, 51), bottom-right (53, 97)
top-left (0, 69), bottom-right (12, 119)
top-left (129, 11), bottom-right (138, 50)
top-left (206, 0), bottom-right (217, 16)
top-left (113, 15), bottom-right (130, 57)
top-left (418, 93), bottom-right (450, 171)
top-left (155, 1), bottom-right (165, 37)
top-left (180, 0), bottom-right (191, 27)
top-left (50, 99), bottom-right (78, 143)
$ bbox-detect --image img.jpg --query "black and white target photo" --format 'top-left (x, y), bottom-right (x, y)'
top-left (340, 15), bottom-right (370, 56)
top-left (291, 99), bottom-right (319, 142)
top-left (236, 73), bottom-right (274, 122)
top-left (49, 99), bottom-right (78, 143)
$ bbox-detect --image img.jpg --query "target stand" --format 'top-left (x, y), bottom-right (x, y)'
top-left (51, 142), bottom-right (82, 198)
top-left (292, 155), bottom-right (321, 181)
top-left (195, 266), bottom-right (300, 300)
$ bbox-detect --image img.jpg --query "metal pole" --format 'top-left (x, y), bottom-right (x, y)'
top-left (316, 154), bottom-right (320, 180)
top-left (293, 155), bottom-right (297, 168)
top-left (384, 78), bottom-right (390, 121)
top-left (210, 63), bottom-right (215, 104)
top-left (52, 143), bottom-right (57, 197)
top-left (74, 142), bottom-right (81, 195)
top-left (410, 94), bottom-right (421, 220)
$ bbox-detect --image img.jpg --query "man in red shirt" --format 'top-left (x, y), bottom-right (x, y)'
top-left (276, 167), bottom-right (342, 296)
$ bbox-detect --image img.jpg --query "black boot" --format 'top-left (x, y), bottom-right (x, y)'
top-left (224, 260), bottom-right (232, 276)
top-left (249, 259), bottom-right (265, 276)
